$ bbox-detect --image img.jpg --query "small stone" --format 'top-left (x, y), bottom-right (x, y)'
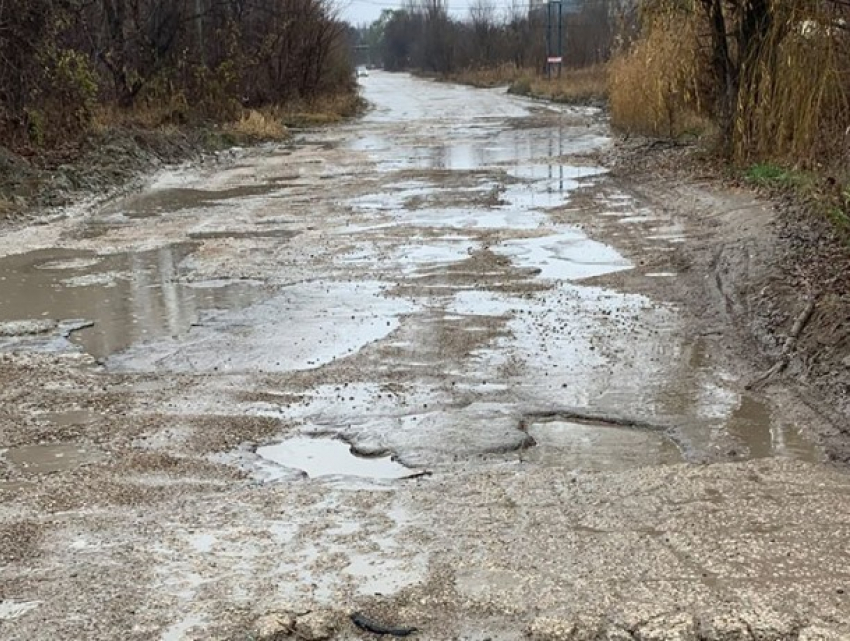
top-left (606, 627), bottom-right (637, 641)
top-left (252, 612), bottom-right (296, 640)
top-left (635, 612), bottom-right (697, 641)
top-left (698, 613), bottom-right (753, 640)
top-left (294, 610), bottom-right (337, 641)
top-left (526, 615), bottom-right (602, 641)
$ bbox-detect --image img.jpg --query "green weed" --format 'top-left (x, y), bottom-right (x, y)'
top-left (745, 163), bottom-right (794, 185)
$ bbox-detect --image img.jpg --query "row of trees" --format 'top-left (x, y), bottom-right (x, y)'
top-left (0, 0), bottom-right (353, 150)
top-left (358, 0), bottom-right (621, 75)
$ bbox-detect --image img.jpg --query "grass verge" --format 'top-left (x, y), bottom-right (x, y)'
top-left (743, 162), bottom-right (850, 243)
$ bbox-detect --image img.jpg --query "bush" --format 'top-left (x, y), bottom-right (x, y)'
top-left (0, 0), bottom-right (355, 151)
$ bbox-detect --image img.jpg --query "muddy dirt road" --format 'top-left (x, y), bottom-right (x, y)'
top-left (1, 73), bottom-right (849, 640)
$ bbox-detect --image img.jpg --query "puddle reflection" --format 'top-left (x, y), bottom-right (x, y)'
top-left (0, 244), bottom-right (264, 359)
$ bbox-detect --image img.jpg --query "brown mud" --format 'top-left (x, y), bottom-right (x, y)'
top-left (597, 139), bottom-right (850, 462)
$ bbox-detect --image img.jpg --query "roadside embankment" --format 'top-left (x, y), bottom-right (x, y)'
top-left (605, 139), bottom-right (850, 459)
top-left (0, 96), bottom-right (365, 230)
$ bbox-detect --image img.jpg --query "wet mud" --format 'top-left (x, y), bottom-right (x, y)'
top-left (0, 72), bottom-right (845, 640)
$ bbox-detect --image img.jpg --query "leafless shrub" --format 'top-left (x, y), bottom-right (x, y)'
top-left (0, 0), bottom-right (355, 150)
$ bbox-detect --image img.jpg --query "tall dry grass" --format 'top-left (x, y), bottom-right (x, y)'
top-left (610, 0), bottom-right (850, 172)
top-left (228, 110), bottom-right (288, 141)
top-left (609, 9), bottom-right (708, 138)
top-left (449, 63), bottom-right (525, 88)
top-left (735, 2), bottom-right (850, 169)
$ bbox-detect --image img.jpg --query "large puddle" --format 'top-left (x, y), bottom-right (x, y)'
top-left (100, 184), bottom-right (284, 219)
top-left (0, 245), bottom-right (264, 359)
top-left (108, 280), bottom-right (417, 373)
top-left (256, 437), bottom-right (413, 480)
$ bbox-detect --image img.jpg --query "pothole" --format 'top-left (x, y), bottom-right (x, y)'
top-left (187, 228), bottom-right (300, 241)
top-left (523, 419), bottom-right (683, 471)
top-left (3, 443), bottom-right (105, 474)
top-left (255, 437), bottom-right (415, 480)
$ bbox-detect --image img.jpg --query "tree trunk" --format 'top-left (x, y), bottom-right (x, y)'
top-left (700, 0), bottom-right (736, 152)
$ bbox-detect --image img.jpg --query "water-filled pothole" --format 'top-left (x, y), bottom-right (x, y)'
top-left (102, 184), bottom-right (283, 218)
top-left (256, 437), bottom-right (413, 480)
top-left (3, 443), bottom-right (105, 474)
top-left (523, 420), bottom-right (684, 471)
top-left (0, 244), bottom-right (264, 359)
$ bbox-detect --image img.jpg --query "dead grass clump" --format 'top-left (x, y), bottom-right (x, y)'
top-left (609, 9), bottom-right (708, 137)
top-left (278, 91), bottom-right (367, 128)
top-left (452, 64), bottom-right (608, 105)
top-left (528, 64), bottom-right (609, 104)
top-left (229, 109), bottom-right (288, 141)
top-left (451, 63), bottom-right (524, 88)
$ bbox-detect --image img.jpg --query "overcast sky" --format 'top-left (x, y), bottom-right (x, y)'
top-left (338, 0), bottom-right (580, 28)
top-left (339, 0), bottom-right (478, 27)
top-left (339, 0), bottom-right (390, 25)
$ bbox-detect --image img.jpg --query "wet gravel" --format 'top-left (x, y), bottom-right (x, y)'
top-left (0, 73), bottom-right (847, 640)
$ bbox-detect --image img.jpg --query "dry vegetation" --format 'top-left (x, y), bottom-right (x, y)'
top-left (448, 64), bottom-right (609, 105)
top-left (607, 0), bottom-right (850, 234)
top-left (0, 0), bottom-right (358, 157)
top-left (609, 0), bottom-right (850, 171)
top-left (609, 11), bottom-right (709, 137)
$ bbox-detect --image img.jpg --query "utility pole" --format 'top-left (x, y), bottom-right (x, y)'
top-left (546, 0), bottom-right (563, 79)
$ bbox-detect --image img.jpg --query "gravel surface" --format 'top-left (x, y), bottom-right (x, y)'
top-left (0, 73), bottom-right (847, 640)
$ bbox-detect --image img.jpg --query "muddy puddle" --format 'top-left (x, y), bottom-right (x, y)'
top-left (524, 419), bottom-right (683, 471)
top-left (520, 392), bottom-right (820, 470)
top-left (2, 443), bottom-right (104, 474)
top-left (724, 394), bottom-right (819, 461)
top-left (255, 437), bottom-right (413, 480)
top-left (101, 184), bottom-right (284, 219)
top-left (108, 280), bottom-right (417, 373)
top-left (0, 244), bottom-right (265, 359)
top-left (492, 231), bottom-right (631, 281)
